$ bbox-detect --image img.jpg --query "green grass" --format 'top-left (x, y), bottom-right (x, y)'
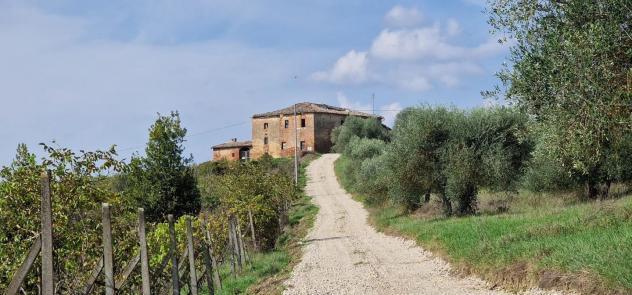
top-left (202, 251), bottom-right (290, 295)
top-left (334, 157), bottom-right (632, 294)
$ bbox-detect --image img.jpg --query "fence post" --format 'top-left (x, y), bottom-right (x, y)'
top-left (5, 236), bottom-right (42, 295)
top-left (40, 171), bottom-right (54, 295)
top-left (138, 208), bottom-right (151, 295)
top-left (186, 217), bottom-right (198, 295)
top-left (102, 203), bottom-right (115, 295)
top-left (235, 217), bottom-right (248, 265)
top-left (228, 216), bottom-right (242, 271)
top-left (168, 214), bottom-right (180, 295)
top-left (203, 215), bottom-right (221, 292)
top-left (248, 210), bottom-right (258, 252)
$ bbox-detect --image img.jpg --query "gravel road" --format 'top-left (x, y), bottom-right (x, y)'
top-left (283, 154), bottom-right (563, 295)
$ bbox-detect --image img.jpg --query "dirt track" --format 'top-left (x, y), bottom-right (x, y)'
top-left (283, 154), bottom-right (562, 295)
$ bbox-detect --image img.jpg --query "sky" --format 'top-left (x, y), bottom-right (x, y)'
top-left (0, 0), bottom-right (509, 166)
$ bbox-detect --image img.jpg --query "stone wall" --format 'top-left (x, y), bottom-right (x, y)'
top-left (313, 113), bottom-right (347, 153)
top-left (251, 113), bottom-right (316, 159)
top-left (213, 147), bottom-right (241, 161)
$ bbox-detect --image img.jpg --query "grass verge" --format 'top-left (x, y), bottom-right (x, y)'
top-left (334, 156), bottom-right (632, 295)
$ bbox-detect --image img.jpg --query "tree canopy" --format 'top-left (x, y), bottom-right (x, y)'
top-left (125, 111), bottom-right (201, 221)
top-left (487, 0), bottom-right (632, 198)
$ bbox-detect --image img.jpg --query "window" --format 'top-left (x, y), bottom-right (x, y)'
top-left (301, 118), bottom-right (306, 128)
top-left (281, 142), bottom-right (287, 150)
top-left (300, 141), bottom-right (306, 150)
top-left (264, 137), bottom-right (268, 145)
top-left (341, 119), bottom-right (345, 125)
top-left (231, 153), bottom-right (235, 157)
top-left (263, 123), bottom-right (268, 129)
top-left (284, 120), bottom-right (289, 128)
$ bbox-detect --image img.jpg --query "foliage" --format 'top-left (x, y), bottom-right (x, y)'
top-left (333, 106), bottom-right (532, 215)
top-left (198, 160), bottom-right (299, 250)
top-left (0, 143), bottom-right (132, 292)
top-left (487, 0), bottom-right (632, 198)
top-left (385, 106), bottom-right (457, 212)
top-left (341, 137), bottom-right (388, 193)
top-left (331, 116), bottom-right (390, 153)
top-left (124, 111), bottom-right (201, 221)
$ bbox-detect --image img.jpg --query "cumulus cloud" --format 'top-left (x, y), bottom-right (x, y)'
top-left (384, 5), bottom-right (422, 27)
top-left (336, 92), bottom-right (401, 127)
top-left (312, 5), bottom-right (508, 92)
top-left (311, 50), bottom-right (369, 83)
top-left (370, 24), bottom-right (465, 60)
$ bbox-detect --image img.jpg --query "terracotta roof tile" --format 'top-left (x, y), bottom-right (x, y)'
top-left (252, 102), bottom-right (381, 119)
top-left (212, 140), bottom-right (252, 149)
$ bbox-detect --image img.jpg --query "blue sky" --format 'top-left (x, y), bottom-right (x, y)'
top-left (0, 0), bottom-right (507, 166)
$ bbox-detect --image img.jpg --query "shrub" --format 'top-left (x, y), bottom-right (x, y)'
top-left (331, 116), bottom-right (389, 153)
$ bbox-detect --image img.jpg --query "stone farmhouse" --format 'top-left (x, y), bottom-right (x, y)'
top-left (212, 102), bottom-right (380, 161)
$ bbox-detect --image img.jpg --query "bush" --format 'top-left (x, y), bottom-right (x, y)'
top-left (356, 152), bottom-right (389, 203)
top-left (0, 143), bottom-right (132, 292)
top-left (124, 112), bottom-right (201, 222)
top-left (331, 116), bottom-right (389, 153)
top-left (198, 160), bottom-right (298, 250)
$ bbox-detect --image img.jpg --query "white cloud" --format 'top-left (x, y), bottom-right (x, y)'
top-left (384, 5), bottom-right (422, 27)
top-left (370, 25), bottom-right (465, 60)
top-left (397, 76), bottom-right (432, 91)
top-left (380, 102), bottom-right (402, 127)
top-left (312, 50), bottom-right (369, 83)
top-left (336, 92), bottom-right (401, 127)
top-left (446, 18), bottom-right (461, 36)
top-left (312, 7), bottom-right (509, 92)
top-left (337, 91), bottom-right (369, 111)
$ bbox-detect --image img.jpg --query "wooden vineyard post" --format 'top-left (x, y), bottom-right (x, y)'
top-left (41, 171), bottom-right (55, 295)
top-left (102, 203), bottom-right (115, 295)
top-left (248, 210), bottom-right (258, 252)
top-left (185, 217), bottom-right (198, 295)
top-left (228, 216), bottom-right (242, 271)
top-left (203, 215), bottom-right (221, 292)
top-left (235, 217), bottom-right (248, 265)
top-left (168, 214), bottom-right (180, 295)
top-left (202, 244), bottom-right (215, 295)
top-left (4, 236), bottom-right (41, 295)
top-left (138, 208), bottom-right (151, 295)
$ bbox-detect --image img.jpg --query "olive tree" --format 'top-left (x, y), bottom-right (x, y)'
top-left (487, 0), bottom-right (632, 198)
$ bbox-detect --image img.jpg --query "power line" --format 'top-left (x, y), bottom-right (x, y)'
top-left (116, 120), bottom-right (249, 155)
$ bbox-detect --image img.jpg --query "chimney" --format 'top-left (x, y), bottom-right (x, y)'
top-left (231, 138), bottom-right (237, 142)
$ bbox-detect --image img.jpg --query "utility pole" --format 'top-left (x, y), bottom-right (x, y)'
top-left (293, 103), bottom-right (299, 185)
top-left (372, 93), bottom-right (375, 115)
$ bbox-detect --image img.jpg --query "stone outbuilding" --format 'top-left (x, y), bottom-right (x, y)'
top-left (212, 138), bottom-right (252, 161)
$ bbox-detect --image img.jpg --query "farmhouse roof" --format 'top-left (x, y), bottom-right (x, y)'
top-left (252, 102), bottom-right (381, 119)
top-left (212, 140), bottom-right (252, 149)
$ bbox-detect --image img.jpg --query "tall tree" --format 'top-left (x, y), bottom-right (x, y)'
top-left (487, 0), bottom-right (632, 198)
top-left (126, 111), bottom-right (200, 221)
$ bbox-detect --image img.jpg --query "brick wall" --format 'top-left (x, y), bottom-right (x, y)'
top-left (313, 113), bottom-right (347, 153)
top-left (213, 147), bottom-right (241, 161)
top-left (251, 113), bottom-right (316, 159)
